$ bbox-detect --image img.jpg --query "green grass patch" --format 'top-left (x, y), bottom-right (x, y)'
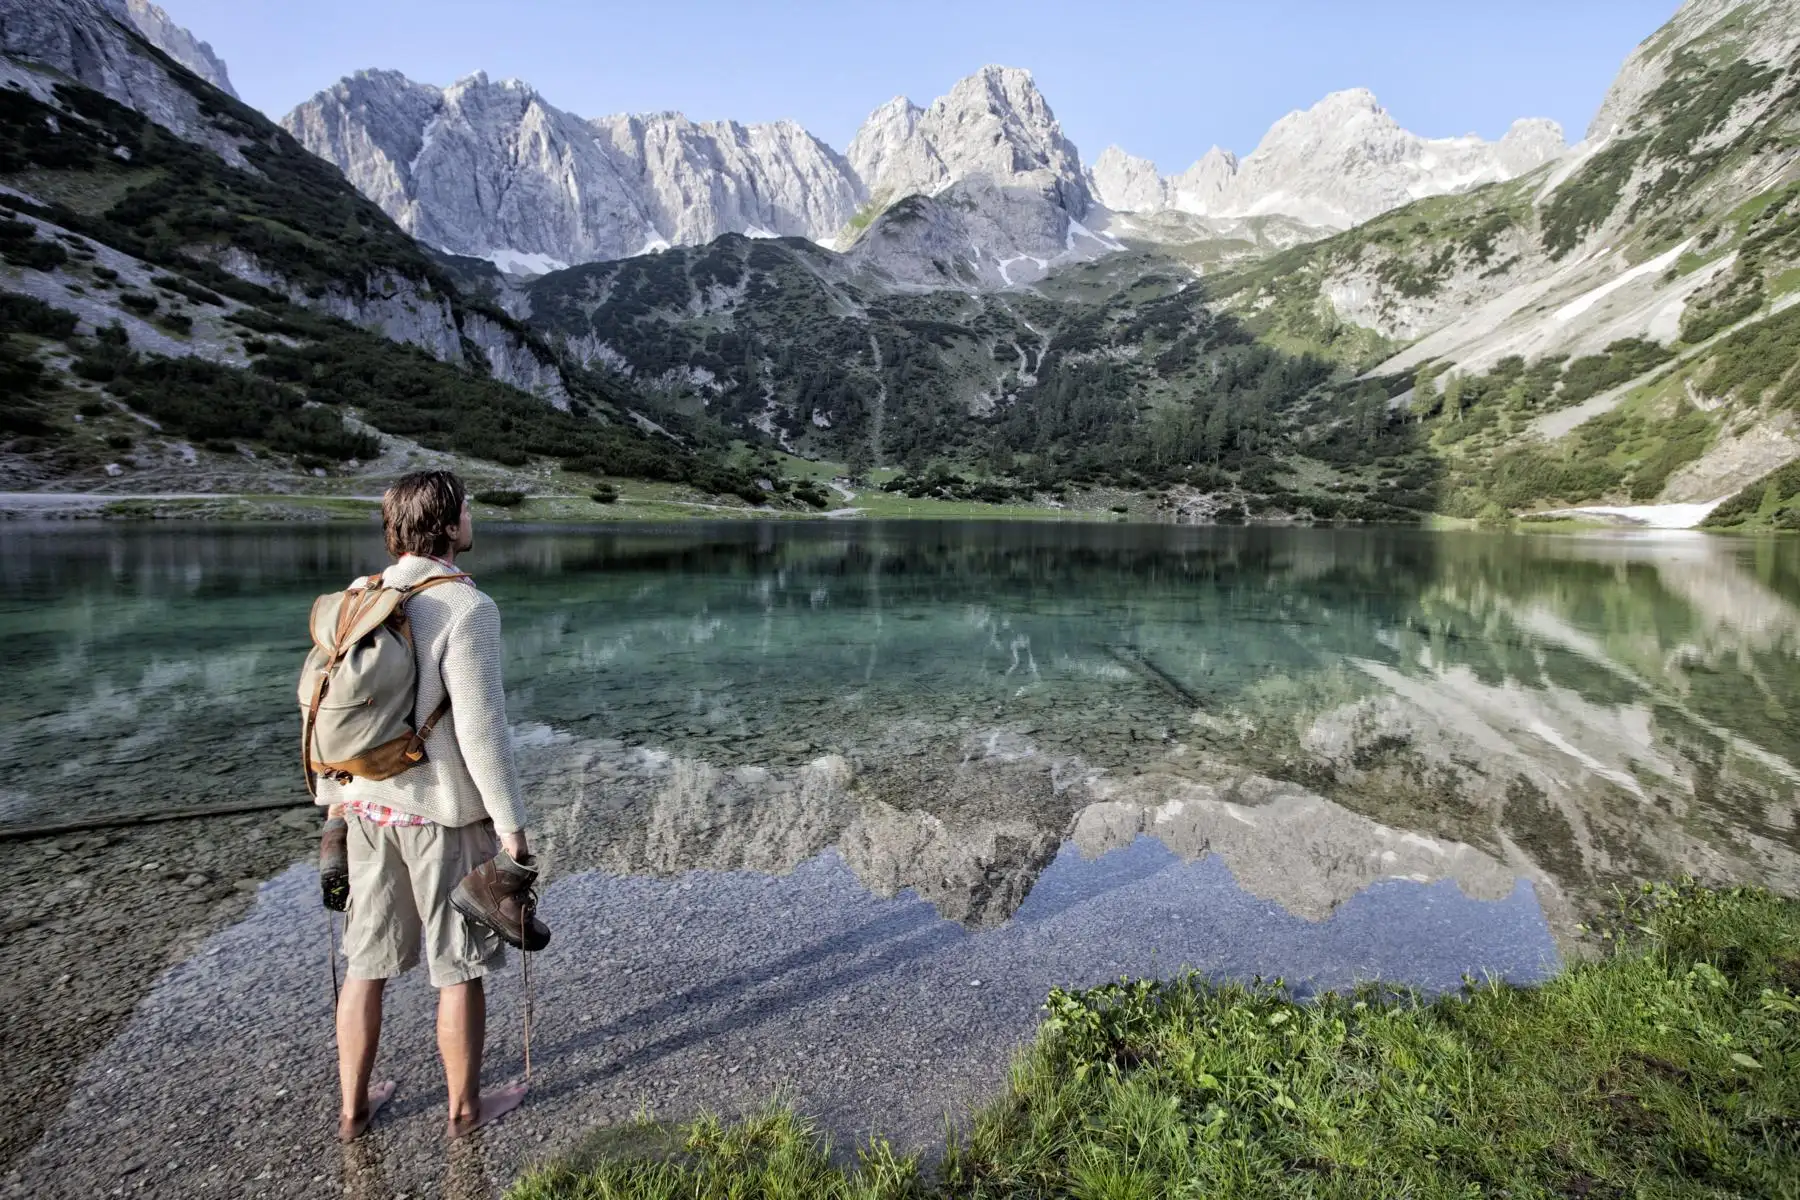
top-left (511, 882), bottom-right (1799, 1199)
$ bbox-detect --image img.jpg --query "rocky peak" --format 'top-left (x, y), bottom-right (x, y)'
top-left (938, 65), bottom-right (1079, 175)
top-left (1110, 88), bottom-right (1564, 230)
top-left (1496, 117), bottom-right (1568, 172)
top-left (1167, 147), bottom-right (1238, 214)
top-left (1246, 88), bottom-right (1412, 167)
top-left (1, 0), bottom-right (245, 159)
top-left (1086, 145), bottom-right (1166, 213)
top-left (123, 0), bottom-right (236, 97)
top-left (845, 95), bottom-right (925, 193)
top-left (280, 69), bottom-right (445, 219)
top-left (847, 64), bottom-right (1089, 215)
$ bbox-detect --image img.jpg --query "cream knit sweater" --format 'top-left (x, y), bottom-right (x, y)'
top-left (316, 554), bottom-right (530, 834)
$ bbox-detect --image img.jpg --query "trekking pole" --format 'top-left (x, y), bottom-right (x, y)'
top-left (521, 901), bottom-right (534, 1087)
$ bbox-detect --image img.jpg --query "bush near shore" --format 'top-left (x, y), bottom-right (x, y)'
top-left (509, 881), bottom-right (1799, 1200)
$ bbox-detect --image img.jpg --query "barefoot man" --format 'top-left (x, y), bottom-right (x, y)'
top-left (319, 470), bottom-right (535, 1141)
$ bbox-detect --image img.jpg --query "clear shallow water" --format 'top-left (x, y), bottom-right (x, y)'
top-left (3, 520), bottom-right (1798, 965)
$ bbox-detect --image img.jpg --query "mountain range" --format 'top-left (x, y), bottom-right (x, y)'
top-left (281, 62), bottom-right (1565, 286)
top-left (1086, 93), bottom-right (1566, 229)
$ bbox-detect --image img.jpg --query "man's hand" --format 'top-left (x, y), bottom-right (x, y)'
top-left (502, 828), bottom-right (532, 866)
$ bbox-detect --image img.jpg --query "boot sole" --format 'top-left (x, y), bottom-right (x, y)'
top-left (451, 885), bottom-right (550, 952)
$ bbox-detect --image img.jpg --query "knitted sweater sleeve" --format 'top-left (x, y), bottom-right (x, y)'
top-left (439, 595), bottom-right (529, 835)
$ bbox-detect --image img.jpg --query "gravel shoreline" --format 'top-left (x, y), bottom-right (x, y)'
top-left (2, 823), bottom-right (1556, 1200)
top-left (0, 809), bottom-right (317, 1173)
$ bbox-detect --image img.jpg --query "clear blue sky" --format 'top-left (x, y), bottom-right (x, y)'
top-left (169, 0), bottom-right (1677, 169)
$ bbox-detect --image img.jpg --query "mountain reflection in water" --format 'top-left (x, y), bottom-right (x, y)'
top-left (3, 521), bottom-right (1797, 940)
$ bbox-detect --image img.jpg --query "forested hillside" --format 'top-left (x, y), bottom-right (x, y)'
top-left (1, 0), bottom-right (777, 506)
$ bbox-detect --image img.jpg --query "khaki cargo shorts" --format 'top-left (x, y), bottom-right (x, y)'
top-left (343, 816), bottom-right (505, 988)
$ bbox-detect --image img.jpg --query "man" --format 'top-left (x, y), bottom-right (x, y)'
top-left (321, 470), bottom-right (534, 1142)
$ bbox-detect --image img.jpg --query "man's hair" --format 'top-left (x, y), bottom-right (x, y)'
top-left (383, 470), bottom-right (466, 559)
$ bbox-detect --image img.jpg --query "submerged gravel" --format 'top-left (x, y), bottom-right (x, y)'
top-left (3, 834), bottom-right (1555, 1199)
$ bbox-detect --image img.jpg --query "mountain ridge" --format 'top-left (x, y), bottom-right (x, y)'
top-left (1088, 89), bottom-right (1567, 229)
top-left (285, 63), bottom-right (1563, 284)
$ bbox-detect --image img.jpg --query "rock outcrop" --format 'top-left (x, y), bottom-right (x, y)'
top-left (0, 0), bottom-right (246, 164)
top-left (1585, 0), bottom-right (1800, 140)
top-left (848, 66), bottom-right (1089, 217)
top-left (1086, 145), bottom-right (1166, 215)
top-left (122, 0), bottom-right (236, 97)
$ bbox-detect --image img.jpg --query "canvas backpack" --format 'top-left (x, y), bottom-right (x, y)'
top-left (297, 571), bottom-right (469, 798)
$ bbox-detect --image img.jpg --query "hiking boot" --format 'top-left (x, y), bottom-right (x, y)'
top-left (320, 816), bottom-right (350, 912)
top-left (451, 850), bottom-right (550, 951)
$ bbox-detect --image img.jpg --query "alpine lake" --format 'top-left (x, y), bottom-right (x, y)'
top-left (2, 520), bottom-right (1798, 1198)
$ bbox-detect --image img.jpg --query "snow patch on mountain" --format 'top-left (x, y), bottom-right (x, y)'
top-left (485, 249), bottom-right (571, 277)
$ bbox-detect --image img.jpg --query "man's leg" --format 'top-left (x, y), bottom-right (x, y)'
top-left (438, 977), bottom-right (482, 1121)
top-left (439, 977), bottom-right (525, 1137)
top-left (337, 818), bottom-right (418, 1143)
top-left (336, 977), bottom-right (396, 1142)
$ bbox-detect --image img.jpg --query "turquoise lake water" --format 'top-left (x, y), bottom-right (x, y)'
top-left (3, 520), bottom-right (1797, 959)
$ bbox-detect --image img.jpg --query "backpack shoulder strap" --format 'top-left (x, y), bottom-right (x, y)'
top-left (400, 573), bottom-right (472, 596)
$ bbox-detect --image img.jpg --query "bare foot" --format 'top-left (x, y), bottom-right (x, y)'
top-left (338, 1079), bottom-right (397, 1144)
top-left (448, 1082), bottom-right (528, 1139)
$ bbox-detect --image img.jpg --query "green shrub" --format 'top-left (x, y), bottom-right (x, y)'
top-left (0, 292), bottom-right (79, 340)
top-left (71, 341), bottom-right (376, 460)
top-left (0, 236), bottom-right (69, 271)
top-left (1705, 457), bottom-right (1800, 527)
top-left (118, 292), bottom-right (158, 316)
top-left (152, 274), bottom-right (224, 307)
top-left (0, 216), bottom-right (70, 269)
top-left (590, 485), bottom-right (619, 504)
top-left (0, 337), bottom-right (49, 423)
top-left (791, 481), bottom-right (830, 509)
top-left (1559, 338), bottom-right (1676, 406)
top-left (1626, 403), bottom-right (1713, 501)
top-left (1681, 282), bottom-right (1764, 344)
top-left (1702, 301), bottom-right (1800, 405)
top-left (157, 311), bottom-right (193, 335)
top-left (1540, 137), bottom-right (1643, 258)
top-left (474, 489), bottom-right (526, 507)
